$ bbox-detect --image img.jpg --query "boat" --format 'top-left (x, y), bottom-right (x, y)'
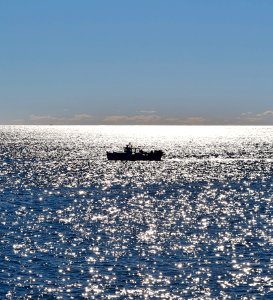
top-left (107, 143), bottom-right (164, 161)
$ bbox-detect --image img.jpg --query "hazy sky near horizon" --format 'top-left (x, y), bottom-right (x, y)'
top-left (1, 1), bottom-right (273, 125)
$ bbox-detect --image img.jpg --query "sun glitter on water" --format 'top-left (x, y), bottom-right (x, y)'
top-left (1, 125), bottom-right (273, 299)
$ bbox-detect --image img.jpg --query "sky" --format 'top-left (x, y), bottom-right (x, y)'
top-left (1, 0), bottom-right (273, 125)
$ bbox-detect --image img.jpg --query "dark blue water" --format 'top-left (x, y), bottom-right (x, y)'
top-left (1, 126), bottom-right (273, 299)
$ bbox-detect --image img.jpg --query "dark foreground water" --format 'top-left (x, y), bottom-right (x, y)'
top-left (0, 125), bottom-right (273, 299)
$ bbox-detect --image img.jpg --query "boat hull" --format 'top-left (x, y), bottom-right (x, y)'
top-left (107, 151), bottom-right (163, 161)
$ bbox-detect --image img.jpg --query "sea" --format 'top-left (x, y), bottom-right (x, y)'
top-left (0, 125), bottom-right (273, 299)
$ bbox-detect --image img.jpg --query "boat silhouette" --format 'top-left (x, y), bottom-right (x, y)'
top-left (107, 143), bottom-right (164, 161)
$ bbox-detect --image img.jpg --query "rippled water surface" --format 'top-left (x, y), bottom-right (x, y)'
top-left (1, 125), bottom-right (273, 299)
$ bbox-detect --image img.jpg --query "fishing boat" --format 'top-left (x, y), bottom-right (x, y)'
top-left (107, 143), bottom-right (164, 161)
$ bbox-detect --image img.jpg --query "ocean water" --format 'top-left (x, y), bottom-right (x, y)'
top-left (0, 125), bottom-right (273, 299)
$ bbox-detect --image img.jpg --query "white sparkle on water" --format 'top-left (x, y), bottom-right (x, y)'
top-left (0, 125), bottom-right (273, 299)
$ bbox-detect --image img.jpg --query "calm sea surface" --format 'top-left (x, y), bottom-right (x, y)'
top-left (0, 125), bottom-right (273, 299)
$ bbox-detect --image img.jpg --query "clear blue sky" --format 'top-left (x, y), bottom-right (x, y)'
top-left (1, 1), bottom-right (273, 124)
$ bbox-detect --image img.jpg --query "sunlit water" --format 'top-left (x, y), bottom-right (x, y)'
top-left (0, 125), bottom-right (273, 299)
